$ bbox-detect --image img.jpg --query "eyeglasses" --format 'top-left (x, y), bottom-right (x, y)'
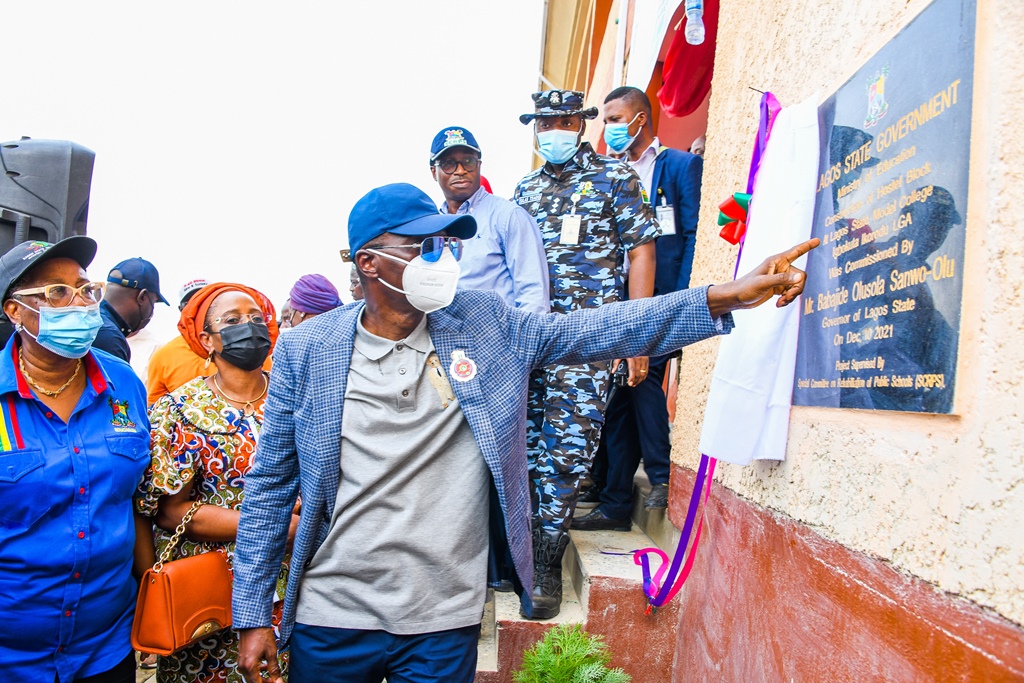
top-left (435, 157), bottom-right (480, 174)
top-left (206, 313), bottom-right (267, 331)
top-left (11, 281), bottom-right (106, 307)
top-left (369, 236), bottom-right (463, 262)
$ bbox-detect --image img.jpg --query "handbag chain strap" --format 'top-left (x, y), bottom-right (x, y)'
top-left (152, 500), bottom-right (204, 573)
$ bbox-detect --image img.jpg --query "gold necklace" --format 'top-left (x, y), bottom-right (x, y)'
top-left (19, 348), bottom-right (82, 397)
top-left (212, 373), bottom-right (268, 417)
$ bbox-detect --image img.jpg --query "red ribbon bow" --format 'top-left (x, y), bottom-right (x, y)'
top-left (717, 192), bottom-right (751, 245)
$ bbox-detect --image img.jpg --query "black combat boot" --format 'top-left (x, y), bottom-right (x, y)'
top-left (520, 528), bottom-right (569, 620)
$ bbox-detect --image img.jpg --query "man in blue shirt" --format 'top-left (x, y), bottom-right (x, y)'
top-left (0, 237), bottom-right (151, 683)
top-left (430, 126), bottom-right (549, 314)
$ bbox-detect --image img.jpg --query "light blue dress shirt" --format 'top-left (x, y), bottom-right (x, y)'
top-left (440, 186), bottom-right (550, 314)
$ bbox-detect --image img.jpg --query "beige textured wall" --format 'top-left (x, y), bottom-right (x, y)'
top-left (673, 0), bottom-right (1024, 625)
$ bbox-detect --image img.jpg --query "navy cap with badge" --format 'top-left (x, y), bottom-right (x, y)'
top-left (519, 89), bottom-right (600, 125)
top-left (430, 127), bottom-right (482, 163)
top-left (0, 235), bottom-right (98, 301)
top-left (107, 257), bottom-right (169, 305)
top-left (344, 183), bottom-right (477, 257)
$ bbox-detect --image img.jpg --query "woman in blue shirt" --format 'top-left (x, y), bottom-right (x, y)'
top-left (0, 236), bottom-right (150, 683)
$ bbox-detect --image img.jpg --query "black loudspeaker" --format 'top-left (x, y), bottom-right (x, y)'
top-left (0, 137), bottom-right (96, 254)
top-left (0, 137), bottom-right (95, 344)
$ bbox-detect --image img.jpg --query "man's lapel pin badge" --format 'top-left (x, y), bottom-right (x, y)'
top-left (450, 350), bottom-right (478, 382)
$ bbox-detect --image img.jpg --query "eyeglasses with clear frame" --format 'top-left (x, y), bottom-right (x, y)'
top-left (205, 313), bottom-right (267, 333)
top-left (10, 281), bottom-right (107, 307)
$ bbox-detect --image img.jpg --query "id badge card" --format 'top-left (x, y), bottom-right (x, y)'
top-left (656, 202), bottom-right (676, 235)
top-left (560, 193), bottom-right (583, 245)
top-left (560, 215), bottom-right (582, 245)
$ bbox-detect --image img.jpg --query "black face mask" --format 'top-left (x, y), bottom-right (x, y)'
top-left (217, 322), bottom-right (272, 371)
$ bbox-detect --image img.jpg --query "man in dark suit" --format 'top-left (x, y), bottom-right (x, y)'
top-left (575, 86), bottom-right (704, 530)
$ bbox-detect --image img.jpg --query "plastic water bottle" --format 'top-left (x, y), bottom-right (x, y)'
top-left (684, 0), bottom-right (705, 45)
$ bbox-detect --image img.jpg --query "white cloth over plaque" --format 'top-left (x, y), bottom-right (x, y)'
top-left (699, 94), bottom-right (820, 465)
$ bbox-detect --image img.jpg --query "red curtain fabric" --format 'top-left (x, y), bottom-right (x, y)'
top-left (657, 0), bottom-right (719, 118)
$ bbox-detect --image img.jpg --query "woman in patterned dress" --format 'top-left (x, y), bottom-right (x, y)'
top-left (136, 283), bottom-right (297, 683)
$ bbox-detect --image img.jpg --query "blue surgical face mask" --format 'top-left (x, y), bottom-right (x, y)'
top-left (536, 129), bottom-right (582, 165)
top-left (15, 301), bottom-right (103, 359)
top-left (603, 113), bottom-right (641, 153)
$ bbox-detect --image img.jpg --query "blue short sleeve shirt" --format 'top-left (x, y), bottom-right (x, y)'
top-left (0, 336), bottom-right (151, 682)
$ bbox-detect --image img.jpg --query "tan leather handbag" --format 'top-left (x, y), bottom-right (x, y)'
top-left (131, 501), bottom-right (233, 655)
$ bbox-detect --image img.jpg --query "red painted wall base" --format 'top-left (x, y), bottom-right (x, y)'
top-left (479, 579), bottom-right (679, 683)
top-left (668, 463), bottom-right (1024, 682)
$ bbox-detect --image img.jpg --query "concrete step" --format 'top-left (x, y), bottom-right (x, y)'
top-left (477, 588), bottom-right (498, 673)
top-left (630, 470), bottom-right (681, 555)
top-left (476, 571), bottom-right (585, 683)
top-left (476, 463), bottom-right (686, 682)
top-left (573, 527), bottom-right (680, 681)
top-left (476, 520), bottom-right (672, 683)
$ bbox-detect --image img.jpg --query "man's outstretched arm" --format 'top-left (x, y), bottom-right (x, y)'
top-left (502, 238), bottom-right (820, 369)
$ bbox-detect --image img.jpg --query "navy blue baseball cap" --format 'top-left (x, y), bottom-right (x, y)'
top-left (346, 183), bottom-right (477, 256)
top-left (107, 257), bottom-right (169, 304)
top-left (430, 127), bottom-right (482, 162)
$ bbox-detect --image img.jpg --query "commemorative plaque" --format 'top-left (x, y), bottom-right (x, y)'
top-left (792, 0), bottom-right (975, 413)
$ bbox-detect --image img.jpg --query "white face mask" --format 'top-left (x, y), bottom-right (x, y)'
top-left (365, 247), bottom-right (461, 313)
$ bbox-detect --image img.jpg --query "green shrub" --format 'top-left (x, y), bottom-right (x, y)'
top-left (512, 623), bottom-right (631, 683)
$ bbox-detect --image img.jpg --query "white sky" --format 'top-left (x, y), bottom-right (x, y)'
top-left (2, 1), bottom-right (545, 341)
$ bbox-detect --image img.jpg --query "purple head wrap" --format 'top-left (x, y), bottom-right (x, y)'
top-left (289, 274), bottom-right (343, 314)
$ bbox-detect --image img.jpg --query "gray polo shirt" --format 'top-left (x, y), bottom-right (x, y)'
top-left (295, 313), bottom-right (490, 634)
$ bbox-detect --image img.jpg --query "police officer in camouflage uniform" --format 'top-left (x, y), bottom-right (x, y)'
top-left (513, 89), bottom-right (660, 618)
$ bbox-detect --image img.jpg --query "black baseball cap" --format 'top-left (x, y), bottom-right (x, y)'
top-left (0, 236), bottom-right (98, 300)
top-left (107, 257), bottom-right (169, 305)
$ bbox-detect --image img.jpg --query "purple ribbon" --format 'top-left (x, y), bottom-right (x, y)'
top-left (634, 454), bottom-right (710, 607)
top-left (632, 93), bottom-right (782, 613)
top-left (735, 91), bottom-right (781, 277)
top-left (746, 92), bottom-right (782, 195)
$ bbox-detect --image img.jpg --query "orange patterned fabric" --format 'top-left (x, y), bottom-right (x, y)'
top-left (136, 377), bottom-right (288, 681)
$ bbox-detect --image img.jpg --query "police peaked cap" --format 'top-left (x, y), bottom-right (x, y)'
top-left (520, 90), bottom-right (599, 124)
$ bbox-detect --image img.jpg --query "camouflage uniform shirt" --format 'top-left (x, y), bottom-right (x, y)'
top-left (513, 142), bottom-right (660, 314)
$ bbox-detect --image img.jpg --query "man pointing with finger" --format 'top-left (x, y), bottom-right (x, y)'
top-left (231, 181), bottom-right (818, 683)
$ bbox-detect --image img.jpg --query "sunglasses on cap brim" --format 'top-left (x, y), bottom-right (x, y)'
top-left (340, 236), bottom-right (464, 263)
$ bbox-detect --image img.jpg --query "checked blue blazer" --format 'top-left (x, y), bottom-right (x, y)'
top-left (232, 285), bottom-right (731, 643)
